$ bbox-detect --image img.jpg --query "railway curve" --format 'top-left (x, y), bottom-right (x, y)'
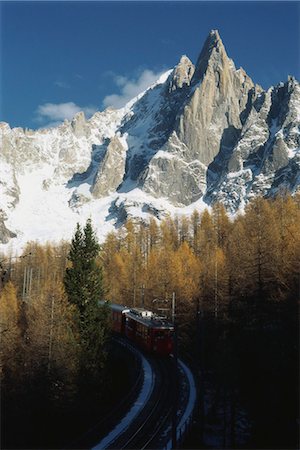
top-left (92, 336), bottom-right (197, 450)
top-left (93, 337), bottom-right (155, 449)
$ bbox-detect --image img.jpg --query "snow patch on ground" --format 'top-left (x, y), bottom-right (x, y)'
top-left (165, 359), bottom-right (197, 449)
top-left (0, 168), bottom-right (209, 254)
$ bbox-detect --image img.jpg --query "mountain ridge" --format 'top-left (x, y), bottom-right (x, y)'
top-left (0, 30), bottom-right (299, 249)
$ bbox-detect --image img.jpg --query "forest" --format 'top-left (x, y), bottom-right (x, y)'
top-left (0, 194), bottom-right (299, 449)
top-left (102, 194), bottom-right (300, 310)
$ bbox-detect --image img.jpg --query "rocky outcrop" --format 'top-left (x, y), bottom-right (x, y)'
top-left (142, 132), bottom-right (207, 205)
top-left (0, 154), bottom-right (20, 227)
top-left (0, 210), bottom-right (16, 244)
top-left (71, 111), bottom-right (89, 138)
top-left (92, 136), bottom-right (126, 198)
top-left (108, 196), bottom-right (167, 227)
top-left (168, 55), bottom-right (195, 92)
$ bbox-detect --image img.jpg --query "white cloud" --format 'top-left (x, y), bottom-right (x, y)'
top-left (102, 69), bottom-right (164, 109)
top-left (54, 80), bottom-right (70, 89)
top-left (35, 102), bottom-right (97, 124)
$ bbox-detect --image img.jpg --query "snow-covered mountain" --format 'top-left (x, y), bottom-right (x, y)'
top-left (0, 30), bottom-right (299, 250)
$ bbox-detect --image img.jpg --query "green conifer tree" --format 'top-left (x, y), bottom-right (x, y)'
top-left (64, 219), bottom-right (109, 378)
top-left (64, 223), bottom-right (85, 314)
top-left (64, 220), bottom-right (104, 316)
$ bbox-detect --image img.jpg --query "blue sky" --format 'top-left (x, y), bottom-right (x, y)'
top-left (1, 1), bottom-right (299, 129)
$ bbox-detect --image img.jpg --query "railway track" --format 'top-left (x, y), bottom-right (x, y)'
top-left (72, 336), bottom-right (196, 450)
top-left (109, 356), bottom-right (176, 450)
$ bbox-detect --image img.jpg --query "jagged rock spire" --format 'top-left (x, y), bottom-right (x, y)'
top-left (192, 29), bottom-right (231, 83)
top-left (168, 55), bottom-right (195, 91)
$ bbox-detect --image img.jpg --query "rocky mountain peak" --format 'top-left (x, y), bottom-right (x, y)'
top-left (168, 55), bottom-right (195, 92)
top-left (192, 29), bottom-right (231, 83)
top-left (71, 111), bottom-right (87, 138)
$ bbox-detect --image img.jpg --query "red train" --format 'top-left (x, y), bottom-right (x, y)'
top-left (104, 302), bottom-right (174, 356)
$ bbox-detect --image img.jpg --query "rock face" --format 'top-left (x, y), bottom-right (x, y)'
top-left (0, 30), bottom-right (299, 247)
top-left (142, 132), bottom-right (207, 205)
top-left (92, 136), bottom-right (126, 198)
top-left (0, 210), bottom-right (16, 244)
top-left (176, 30), bottom-right (261, 166)
top-left (206, 76), bottom-right (300, 210)
top-left (169, 55), bottom-right (195, 91)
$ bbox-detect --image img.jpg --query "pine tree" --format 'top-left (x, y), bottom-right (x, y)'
top-left (64, 224), bottom-right (86, 315)
top-left (64, 220), bottom-right (104, 317)
top-left (64, 219), bottom-right (109, 378)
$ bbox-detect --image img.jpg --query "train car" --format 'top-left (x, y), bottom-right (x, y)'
top-left (99, 301), bottom-right (130, 334)
top-left (124, 308), bottom-right (174, 356)
top-left (125, 308), bottom-right (153, 351)
top-left (110, 303), bottom-right (130, 334)
top-left (101, 301), bottom-right (174, 356)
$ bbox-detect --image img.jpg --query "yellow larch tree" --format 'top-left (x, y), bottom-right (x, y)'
top-left (242, 197), bottom-right (281, 300)
top-left (0, 282), bottom-right (21, 381)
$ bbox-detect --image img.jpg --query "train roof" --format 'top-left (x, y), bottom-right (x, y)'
top-left (99, 301), bottom-right (174, 329)
top-left (130, 307), bottom-right (153, 318)
top-left (99, 300), bottom-right (130, 313)
top-left (110, 303), bottom-right (131, 313)
top-left (125, 310), bottom-right (174, 330)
